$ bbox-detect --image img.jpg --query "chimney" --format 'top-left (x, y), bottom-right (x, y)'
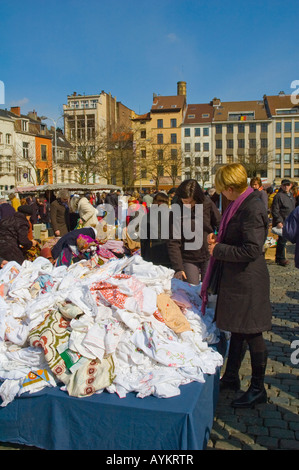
top-left (211, 97), bottom-right (221, 107)
top-left (10, 106), bottom-right (21, 116)
top-left (177, 81), bottom-right (187, 97)
top-left (27, 110), bottom-right (37, 120)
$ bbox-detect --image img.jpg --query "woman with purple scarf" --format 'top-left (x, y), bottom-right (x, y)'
top-left (201, 163), bottom-right (272, 408)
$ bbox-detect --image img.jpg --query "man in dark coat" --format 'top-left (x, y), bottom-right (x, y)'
top-left (50, 189), bottom-right (70, 237)
top-left (271, 179), bottom-right (295, 266)
top-left (0, 205), bottom-right (37, 265)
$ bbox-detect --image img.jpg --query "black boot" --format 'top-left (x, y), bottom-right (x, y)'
top-left (231, 351), bottom-right (268, 408)
top-left (220, 336), bottom-right (247, 392)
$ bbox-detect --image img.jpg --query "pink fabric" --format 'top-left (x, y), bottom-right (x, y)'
top-left (201, 186), bottom-right (254, 315)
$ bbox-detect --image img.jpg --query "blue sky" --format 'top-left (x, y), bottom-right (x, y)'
top-left (0, 0), bottom-right (298, 123)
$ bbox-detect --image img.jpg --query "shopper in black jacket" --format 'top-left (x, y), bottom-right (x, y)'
top-left (0, 205), bottom-right (38, 265)
top-left (167, 179), bottom-right (221, 284)
top-left (271, 179), bottom-right (295, 266)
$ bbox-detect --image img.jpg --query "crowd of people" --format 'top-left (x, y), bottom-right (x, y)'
top-left (0, 169), bottom-right (298, 410)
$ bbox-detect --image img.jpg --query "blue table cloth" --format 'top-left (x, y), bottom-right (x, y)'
top-left (0, 369), bottom-right (220, 450)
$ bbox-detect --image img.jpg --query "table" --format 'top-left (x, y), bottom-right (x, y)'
top-left (0, 370), bottom-right (220, 450)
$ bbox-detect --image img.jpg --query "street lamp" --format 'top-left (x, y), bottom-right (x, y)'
top-left (41, 115), bottom-right (64, 183)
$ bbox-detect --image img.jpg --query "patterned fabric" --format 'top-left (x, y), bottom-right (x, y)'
top-left (28, 309), bottom-right (115, 398)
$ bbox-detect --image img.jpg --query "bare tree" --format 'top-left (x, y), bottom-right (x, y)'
top-left (236, 144), bottom-right (274, 178)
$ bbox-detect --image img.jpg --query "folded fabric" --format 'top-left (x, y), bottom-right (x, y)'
top-left (157, 293), bottom-right (191, 333)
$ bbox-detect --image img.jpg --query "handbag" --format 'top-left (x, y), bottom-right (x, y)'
top-left (207, 259), bottom-right (223, 295)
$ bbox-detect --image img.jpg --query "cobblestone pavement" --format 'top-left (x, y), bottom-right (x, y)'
top-left (207, 244), bottom-right (299, 450)
top-left (0, 245), bottom-right (298, 451)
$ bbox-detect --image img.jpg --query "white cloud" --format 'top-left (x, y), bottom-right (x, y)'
top-left (10, 97), bottom-right (29, 107)
top-left (167, 33), bottom-right (179, 43)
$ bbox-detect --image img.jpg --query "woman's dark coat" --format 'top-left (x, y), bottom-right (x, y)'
top-left (140, 205), bottom-right (172, 268)
top-left (0, 212), bottom-right (33, 264)
top-left (167, 197), bottom-right (221, 272)
top-left (213, 191), bottom-right (272, 334)
top-left (51, 227), bottom-right (96, 260)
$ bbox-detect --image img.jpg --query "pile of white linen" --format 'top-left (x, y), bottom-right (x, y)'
top-left (0, 255), bottom-right (223, 406)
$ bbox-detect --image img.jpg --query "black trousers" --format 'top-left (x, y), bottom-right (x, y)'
top-left (275, 235), bottom-right (287, 261)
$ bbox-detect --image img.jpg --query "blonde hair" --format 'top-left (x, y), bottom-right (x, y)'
top-left (214, 163), bottom-right (248, 194)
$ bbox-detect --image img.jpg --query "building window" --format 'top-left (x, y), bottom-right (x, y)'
top-left (184, 128), bottom-right (190, 137)
top-left (284, 169), bottom-right (291, 177)
top-left (203, 156), bottom-right (209, 166)
top-left (294, 168), bottom-right (299, 177)
top-left (203, 142), bottom-right (209, 151)
top-left (261, 138), bottom-right (268, 148)
top-left (227, 155), bottom-right (234, 163)
top-left (284, 122), bottom-right (292, 133)
top-left (227, 124), bottom-right (233, 134)
top-left (185, 157), bottom-right (191, 167)
top-left (157, 165), bottom-right (164, 177)
top-left (44, 169), bottom-right (49, 183)
top-left (5, 134), bottom-right (11, 145)
top-left (275, 169), bottom-right (281, 177)
top-left (157, 134), bottom-right (163, 144)
top-left (171, 148), bottom-right (177, 159)
top-left (276, 122), bottom-right (281, 133)
top-left (249, 123), bottom-right (256, 133)
top-left (203, 128), bottom-right (209, 136)
top-left (216, 155), bottom-right (223, 164)
top-left (294, 137), bottom-right (299, 149)
top-left (170, 133), bottom-right (177, 144)
top-left (227, 139), bottom-right (234, 149)
top-left (195, 157), bottom-right (201, 166)
top-left (170, 119), bottom-right (177, 128)
top-left (284, 137), bottom-right (291, 149)
top-left (276, 138), bottom-right (281, 149)
top-left (284, 154), bottom-right (291, 163)
top-left (141, 169), bottom-right (147, 179)
top-left (141, 149), bottom-right (146, 158)
top-left (22, 120), bottom-right (28, 132)
top-left (249, 139), bottom-right (256, 149)
top-left (294, 153), bottom-right (299, 162)
top-left (41, 144), bottom-right (47, 161)
top-left (238, 139), bottom-right (245, 148)
top-left (185, 143), bottom-right (191, 152)
top-left (195, 142), bottom-right (201, 152)
top-left (23, 142), bottom-right (29, 159)
top-left (157, 119), bottom-right (163, 128)
top-left (185, 172), bottom-right (191, 179)
top-left (140, 129), bottom-right (146, 139)
top-left (216, 140), bottom-right (222, 149)
top-left (295, 122), bottom-right (299, 132)
top-left (157, 149), bottom-right (163, 160)
top-left (194, 128), bottom-right (200, 136)
top-left (261, 123), bottom-right (268, 133)
top-left (238, 124), bottom-right (245, 133)
top-left (216, 124), bottom-right (222, 134)
top-left (171, 165), bottom-right (177, 177)
top-left (275, 153), bottom-right (281, 163)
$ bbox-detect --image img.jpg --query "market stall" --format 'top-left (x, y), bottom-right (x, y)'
top-left (0, 254), bottom-right (223, 450)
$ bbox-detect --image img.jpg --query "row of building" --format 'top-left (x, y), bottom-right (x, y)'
top-left (0, 82), bottom-right (299, 194)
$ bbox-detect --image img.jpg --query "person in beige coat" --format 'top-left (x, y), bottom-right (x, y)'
top-left (70, 194), bottom-right (98, 228)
